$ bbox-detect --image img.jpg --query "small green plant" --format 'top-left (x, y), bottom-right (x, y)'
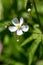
top-left (0, 0), bottom-right (43, 65)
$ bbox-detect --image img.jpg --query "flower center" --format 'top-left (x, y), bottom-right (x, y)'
top-left (16, 24), bottom-right (21, 28)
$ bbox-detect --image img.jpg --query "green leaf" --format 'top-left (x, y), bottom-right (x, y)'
top-left (15, 62), bottom-right (24, 65)
top-left (2, 0), bottom-right (13, 10)
top-left (39, 16), bottom-right (43, 28)
top-left (39, 34), bottom-right (43, 58)
top-left (36, 60), bottom-right (43, 65)
top-left (21, 12), bottom-right (29, 18)
top-left (31, 0), bottom-right (43, 17)
top-left (0, 21), bottom-right (10, 32)
top-left (3, 35), bottom-right (10, 45)
top-left (0, 0), bottom-right (4, 20)
top-left (17, 0), bottom-right (28, 11)
top-left (42, 34), bottom-right (43, 44)
top-left (0, 25), bottom-right (5, 32)
top-left (20, 33), bottom-right (39, 47)
top-left (33, 27), bottom-right (41, 34)
top-left (28, 35), bottom-right (41, 65)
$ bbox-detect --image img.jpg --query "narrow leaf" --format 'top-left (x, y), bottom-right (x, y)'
top-left (28, 35), bottom-right (41, 65)
top-left (20, 34), bottom-right (39, 47)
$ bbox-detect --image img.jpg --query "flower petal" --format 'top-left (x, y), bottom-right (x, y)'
top-left (8, 26), bottom-right (17, 32)
top-left (22, 25), bottom-right (29, 32)
top-left (17, 29), bottom-right (23, 36)
top-left (20, 17), bottom-right (24, 25)
top-left (12, 18), bottom-right (19, 26)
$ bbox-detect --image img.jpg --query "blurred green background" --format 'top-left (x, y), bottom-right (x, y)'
top-left (0, 0), bottom-right (43, 65)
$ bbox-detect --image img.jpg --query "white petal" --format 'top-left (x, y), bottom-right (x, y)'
top-left (22, 25), bottom-right (29, 32)
top-left (8, 26), bottom-right (17, 32)
top-left (17, 29), bottom-right (23, 36)
top-left (20, 17), bottom-right (24, 25)
top-left (12, 18), bottom-right (19, 26)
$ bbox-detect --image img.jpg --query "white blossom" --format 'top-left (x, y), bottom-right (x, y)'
top-left (8, 17), bottom-right (29, 36)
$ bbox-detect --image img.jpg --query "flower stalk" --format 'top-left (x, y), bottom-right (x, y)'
top-left (33, 0), bottom-right (43, 31)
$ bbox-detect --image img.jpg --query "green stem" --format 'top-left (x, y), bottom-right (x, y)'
top-left (33, 0), bottom-right (42, 30)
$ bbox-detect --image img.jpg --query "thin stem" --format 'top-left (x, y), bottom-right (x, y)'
top-left (33, 0), bottom-right (42, 29)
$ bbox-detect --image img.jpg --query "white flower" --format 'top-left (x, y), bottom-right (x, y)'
top-left (8, 17), bottom-right (29, 36)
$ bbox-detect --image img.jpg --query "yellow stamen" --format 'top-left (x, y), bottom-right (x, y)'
top-left (16, 24), bottom-right (21, 28)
